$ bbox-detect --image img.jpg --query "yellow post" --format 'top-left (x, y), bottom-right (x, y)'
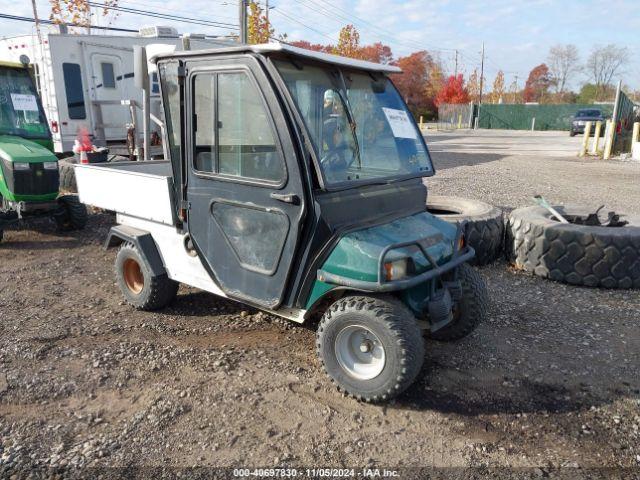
top-left (603, 120), bottom-right (614, 160)
top-left (579, 121), bottom-right (592, 157)
top-left (457, 114), bottom-right (462, 129)
top-left (590, 120), bottom-right (602, 155)
top-left (419, 115), bottom-right (424, 131)
top-left (633, 121), bottom-right (640, 143)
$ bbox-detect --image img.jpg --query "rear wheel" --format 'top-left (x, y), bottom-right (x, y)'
top-left (54, 194), bottom-right (87, 231)
top-left (316, 295), bottom-right (424, 402)
top-left (429, 263), bottom-right (488, 341)
top-left (115, 243), bottom-right (178, 310)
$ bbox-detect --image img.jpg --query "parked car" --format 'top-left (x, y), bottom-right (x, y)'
top-left (570, 109), bottom-right (606, 137)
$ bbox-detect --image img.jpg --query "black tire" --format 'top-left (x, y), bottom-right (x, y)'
top-left (429, 263), bottom-right (489, 341)
top-left (316, 295), bottom-right (424, 402)
top-left (0, 229), bottom-right (3, 243)
top-left (507, 206), bottom-right (640, 289)
top-left (115, 242), bottom-right (178, 310)
top-left (427, 195), bottom-right (504, 265)
top-left (58, 158), bottom-right (77, 193)
top-left (569, 130), bottom-right (577, 137)
top-left (54, 195), bottom-right (87, 231)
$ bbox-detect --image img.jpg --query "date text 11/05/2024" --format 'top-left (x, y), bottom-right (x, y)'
top-left (233, 468), bottom-right (400, 477)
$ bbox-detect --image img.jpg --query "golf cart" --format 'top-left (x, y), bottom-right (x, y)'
top-left (0, 59), bottom-right (86, 242)
top-left (75, 44), bottom-right (488, 402)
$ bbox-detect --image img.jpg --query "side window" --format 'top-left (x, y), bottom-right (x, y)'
top-left (62, 63), bottom-right (86, 120)
top-left (151, 72), bottom-right (160, 94)
top-left (193, 71), bottom-right (285, 183)
top-left (100, 62), bottom-right (116, 89)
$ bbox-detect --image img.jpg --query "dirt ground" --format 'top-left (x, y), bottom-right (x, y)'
top-left (1, 130), bottom-right (639, 478)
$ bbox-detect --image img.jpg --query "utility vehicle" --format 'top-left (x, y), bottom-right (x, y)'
top-left (75, 44), bottom-right (488, 401)
top-left (0, 59), bottom-right (86, 243)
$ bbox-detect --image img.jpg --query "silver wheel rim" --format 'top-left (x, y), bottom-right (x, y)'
top-left (335, 325), bottom-right (386, 380)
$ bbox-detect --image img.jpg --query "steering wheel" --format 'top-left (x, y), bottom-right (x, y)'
top-left (320, 143), bottom-right (357, 170)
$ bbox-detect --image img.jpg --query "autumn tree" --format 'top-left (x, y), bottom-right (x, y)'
top-left (50, 0), bottom-right (118, 30)
top-left (547, 44), bottom-right (580, 93)
top-left (425, 61), bottom-right (445, 101)
top-left (467, 69), bottom-right (480, 103)
top-left (523, 64), bottom-right (552, 103)
top-left (391, 51), bottom-right (437, 117)
top-left (247, 1), bottom-right (274, 44)
top-left (435, 74), bottom-right (469, 107)
top-left (289, 40), bottom-right (332, 53)
top-left (359, 42), bottom-right (393, 64)
top-left (334, 25), bottom-right (360, 59)
top-left (489, 70), bottom-right (505, 103)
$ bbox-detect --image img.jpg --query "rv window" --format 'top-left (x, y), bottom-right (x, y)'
top-left (62, 63), bottom-right (86, 119)
top-left (151, 72), bottom-right (160, 94)
top-left (101, 62), bottom-right (116, 89)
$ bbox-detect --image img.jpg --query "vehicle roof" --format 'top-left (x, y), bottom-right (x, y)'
top-left (152, 42), bottom-right (402, 74)
top-left (0, 60), bottom-right (28, 69)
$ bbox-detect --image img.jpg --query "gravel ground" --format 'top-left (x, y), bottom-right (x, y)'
top-left (1, 130), bottom-right (639, 478)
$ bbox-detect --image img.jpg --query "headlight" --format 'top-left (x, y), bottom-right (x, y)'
top-left (384, 258), bottom-right (413, 281)
top-left (43, 161), bottom-right (58, 170)
top-left (13, 162), bottom-right (30, 170)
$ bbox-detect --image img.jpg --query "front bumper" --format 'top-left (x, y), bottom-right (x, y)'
top-left (317, 224), bottom-right (475, 292)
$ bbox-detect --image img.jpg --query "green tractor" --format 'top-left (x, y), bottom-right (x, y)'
top-left (0, 60), bottom-right (86, 243)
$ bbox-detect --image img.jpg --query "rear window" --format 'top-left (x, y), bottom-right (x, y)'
top-left (576, 109), bottom-right (601, 118)
top-left (62, 63), bottom-right (86, 119)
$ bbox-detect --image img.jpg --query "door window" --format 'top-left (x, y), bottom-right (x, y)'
top-left (62, 63), bottom-right (86, 120)
top-left (193, 71), bottom-right (285, 183)
top-left (100, 62), bottom-right (116, 89)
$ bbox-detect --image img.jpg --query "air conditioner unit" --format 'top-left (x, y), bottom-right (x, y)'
top-left (138, 26), bottom-right (179, 38)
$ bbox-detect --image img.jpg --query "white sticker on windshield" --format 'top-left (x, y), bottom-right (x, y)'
top-left (382, 107), bottom-right (417, 139)
top-left (11, 93), bottom-right (39, 112)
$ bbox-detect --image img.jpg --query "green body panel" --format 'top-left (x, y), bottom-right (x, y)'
top-left (305, 211), bottom-right (458, 312)
top-left (0, 135), bottom-right (59, 202)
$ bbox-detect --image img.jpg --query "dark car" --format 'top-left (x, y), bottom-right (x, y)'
top-left (570, 109), bottom-right (606, 137)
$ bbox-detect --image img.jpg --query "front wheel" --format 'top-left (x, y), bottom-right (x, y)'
top-left (316, 295), bottom-right (425, 402)
top-left (429, 263), bottom-right (488, 341)
top-left (54, 194), bottom-right (87, 231)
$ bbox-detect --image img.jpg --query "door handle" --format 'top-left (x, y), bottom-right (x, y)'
top-left (270, 192), bottom-right (300, 205)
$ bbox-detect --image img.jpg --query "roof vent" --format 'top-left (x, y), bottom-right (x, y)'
top-left (138, 26), bottom-right (179, 38)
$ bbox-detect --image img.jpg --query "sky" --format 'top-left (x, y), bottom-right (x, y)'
top-left (2, 0), bottom-right (639, 90)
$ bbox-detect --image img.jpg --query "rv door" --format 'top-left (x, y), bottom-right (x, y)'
top-left (90, 52), bottom-right (127, 143)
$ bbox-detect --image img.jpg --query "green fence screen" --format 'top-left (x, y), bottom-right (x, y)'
top-left (477, 104), bottom-right (614, 131)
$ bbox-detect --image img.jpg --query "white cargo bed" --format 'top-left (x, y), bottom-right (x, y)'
top-left (75, 161), bottom-right (175, 225)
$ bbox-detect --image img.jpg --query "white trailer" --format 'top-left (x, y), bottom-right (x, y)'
top-left (0, 26), bottom-right (230, 156)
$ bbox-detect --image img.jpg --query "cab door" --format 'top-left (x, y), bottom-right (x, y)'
top-left (185, 56), bottom-right (306, 309)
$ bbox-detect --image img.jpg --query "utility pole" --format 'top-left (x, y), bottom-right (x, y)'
top-left (239, 0), bottom-right (248, 44)
top-left (266, 0), bottom-right (270, 24)
top-left (30, 0), bottom-right (43, 44)
top-left (478, 42), bottom-right (485, 104)
top-left (454, 49), bottom-right (458, 77)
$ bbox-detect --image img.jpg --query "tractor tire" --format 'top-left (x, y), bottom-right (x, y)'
top-left (429, 263), bottom-right (489, 341)
top-left (54, 194), bottom-right (87, 231)
top-left (427, 195), bottom-right (504, 265)
top-left (58, 158), bottom-right (77, 193)
top-left (0, 229), bottom-right (3, 243)
top-left (115, 242), bottom-right (178, 311)
top-left (506, 205), bottom-right (640, 289)
top-left (316, 295), bottom-right (424, 403)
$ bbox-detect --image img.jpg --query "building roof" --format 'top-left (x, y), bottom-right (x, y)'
top-left (152, 42), bottom-right (402, 74)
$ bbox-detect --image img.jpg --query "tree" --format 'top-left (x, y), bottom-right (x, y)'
top-left (547, 44), bottom-right (580, 93)
top-left (334, 25), bottom-right (360, 59)
top-left (391, 51), bottom-right (436, 117)
top-left (586, 44), bottom-right (629, 99)
top-left (489, 70), bottom-right (505, 103)
top-left (435, 74), bottom-right (469, 107)
top-left (523, 64), bottom-right (552, 103)
top-left (50, 0), bottom-right (118, 30)
top-left (467, 69), bottom-right (480, 103)
top-left (425, 60), bottom-right (445, 101)
top-left (247, 1), bottom-right (274, 44)
top-left (358, 42), bottom-right (393, 64)
top-left (577, 83), bottom-right (616, 104)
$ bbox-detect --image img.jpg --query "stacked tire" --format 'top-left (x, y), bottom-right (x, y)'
top-left (427, 195), bottom-right (504, 266)
top-left (506, 206), bottom-right (640, 289)
top-left (58, 158), bottom-right (77, 193)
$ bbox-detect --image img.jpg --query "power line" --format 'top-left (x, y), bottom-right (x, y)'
top-left (270, 8), bottom-right (338, 43)
top-left (0, 12), bottom-right (137, 32)
top-left (87, 1), bottom-right (239, 30)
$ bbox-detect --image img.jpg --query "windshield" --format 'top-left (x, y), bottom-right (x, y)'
top-left (274, 60), bottom-right (433, 187)
top-left (0, 66), bottom-right (50, 139)
top-left (576, 109), bottom-right (601, 118)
